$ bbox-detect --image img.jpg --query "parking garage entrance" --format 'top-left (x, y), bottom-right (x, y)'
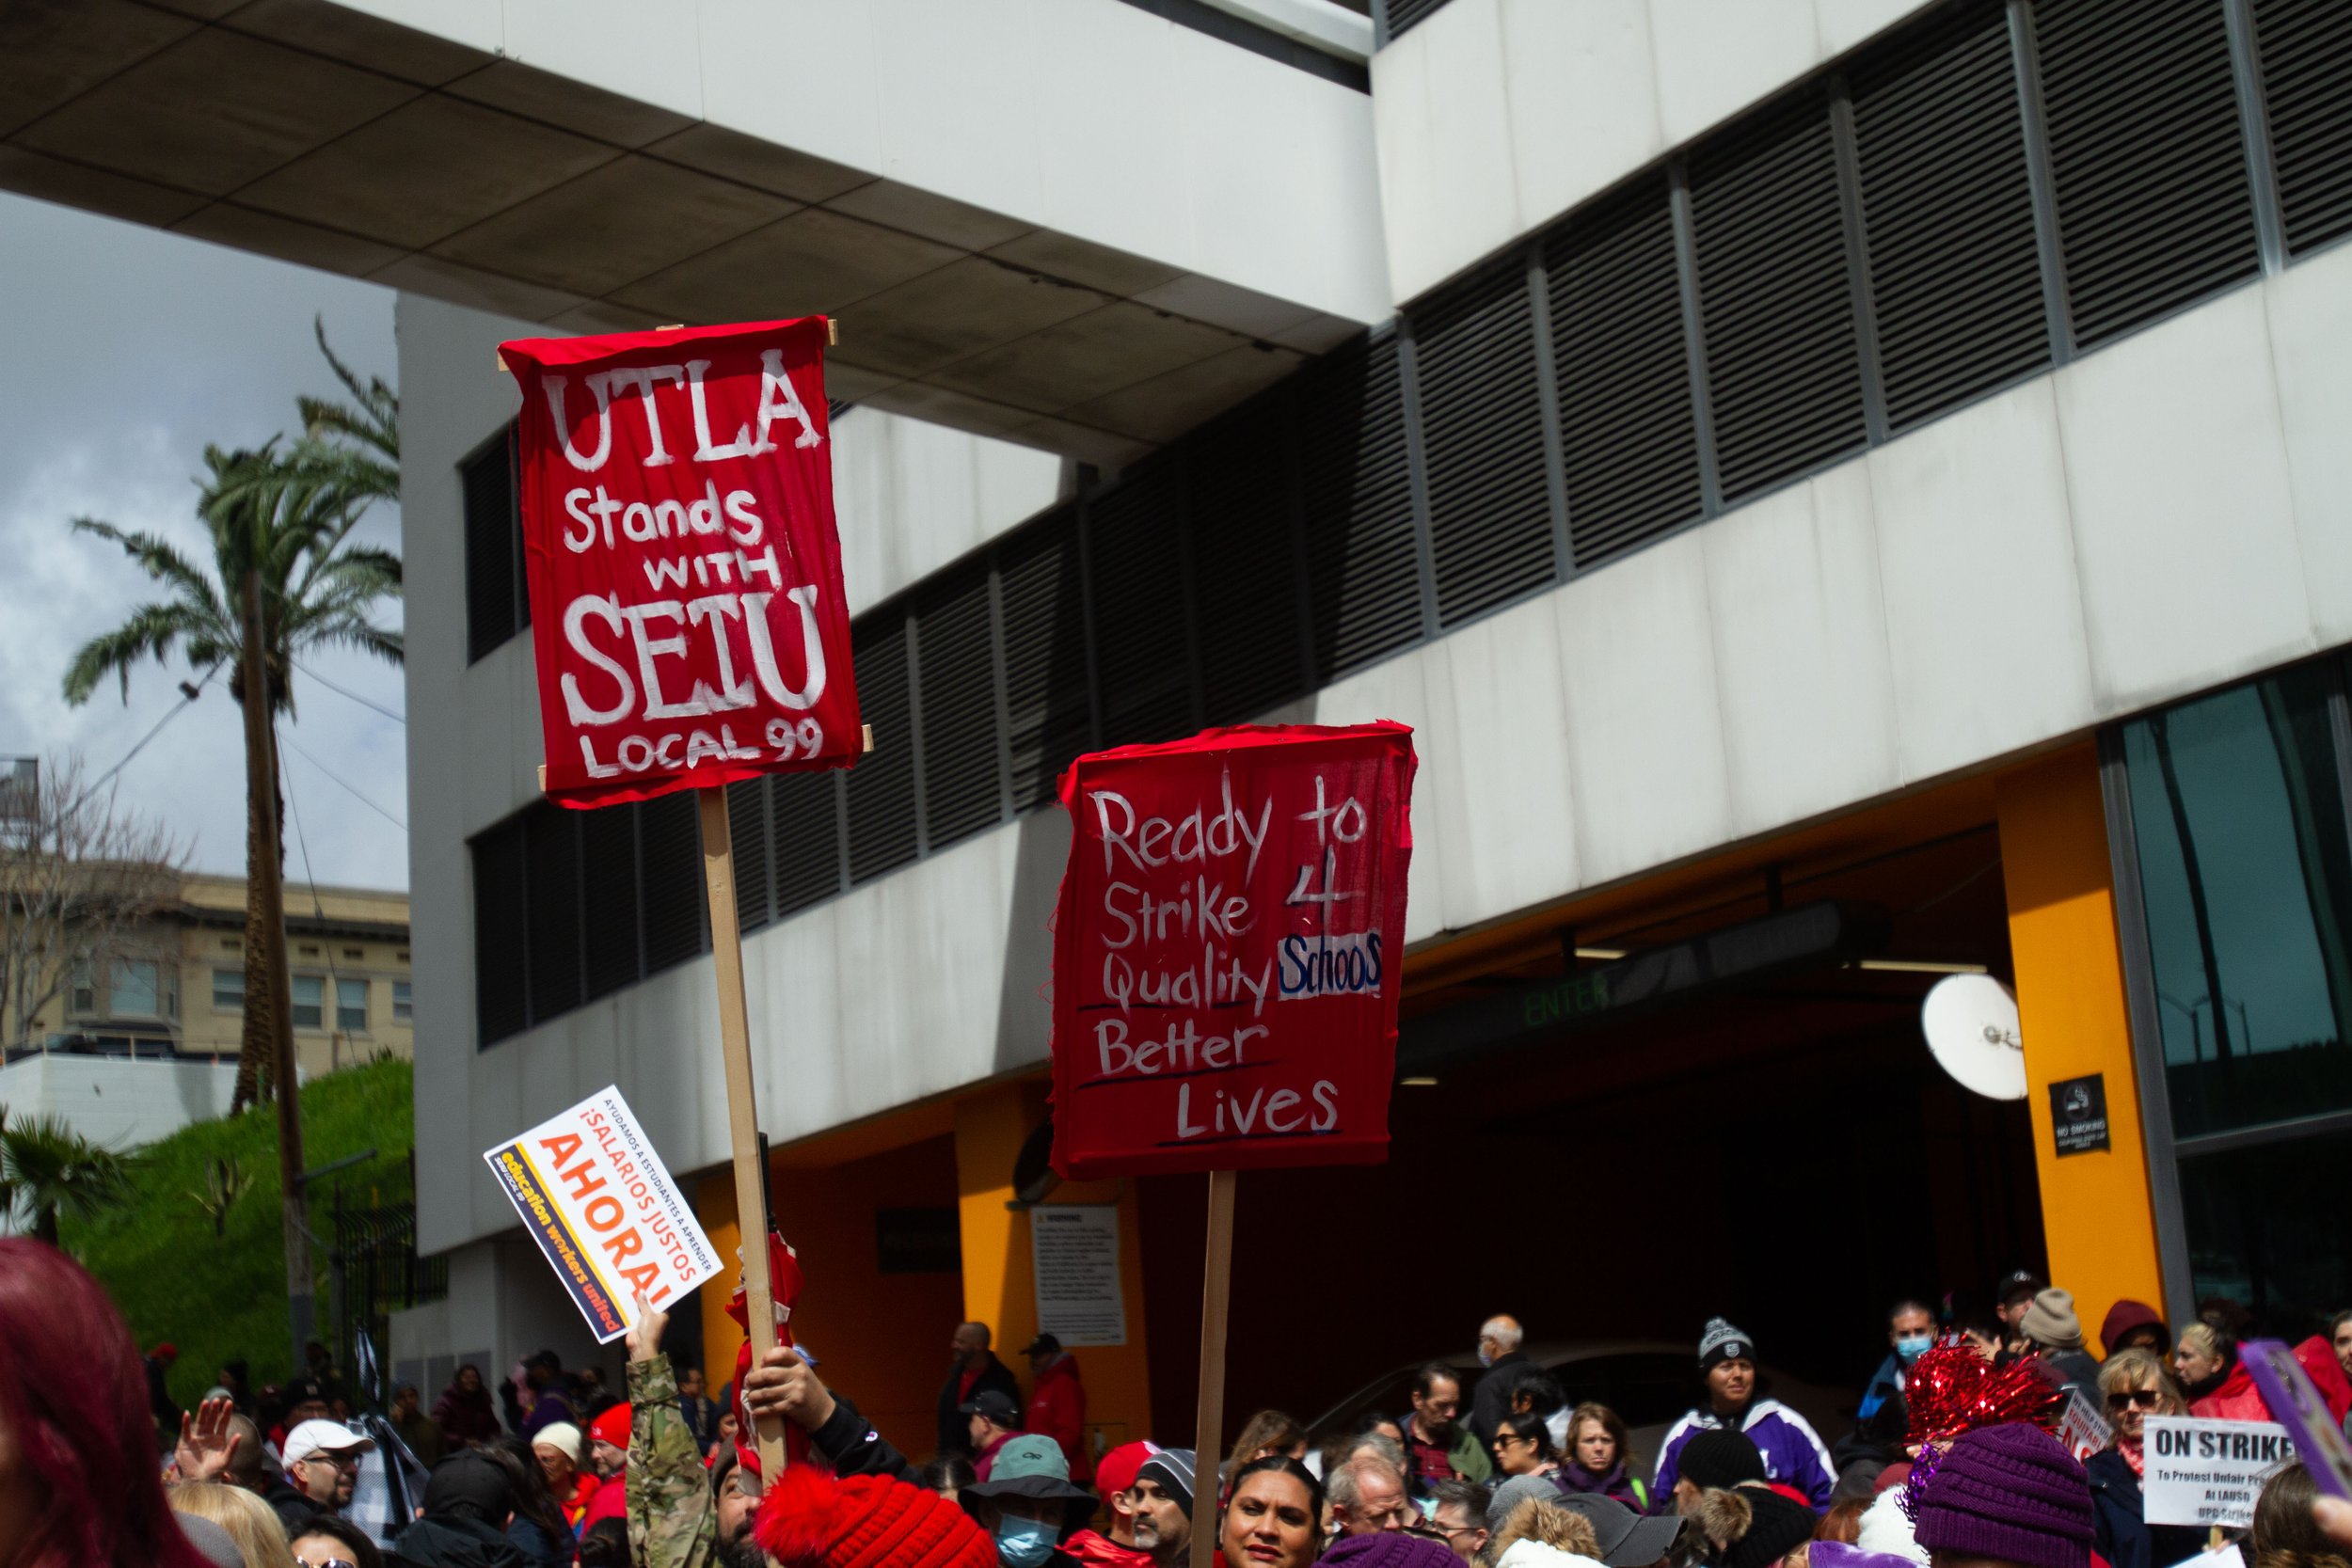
top-left (1134, 760), bottom-right (2093, 1460)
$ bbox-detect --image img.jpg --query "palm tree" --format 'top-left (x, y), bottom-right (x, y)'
top-left (59, 331), bottom-right (402, 1113)
top-left (0, 1109), bottom-right (135, 1245)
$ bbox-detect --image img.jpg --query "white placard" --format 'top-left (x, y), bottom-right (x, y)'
top-left (2058, 1388), bottom-right (2114, 1460)
top-left (484, 1085), bottom-right (723, 1343)
top-left (2142, 1416), bottom-right (2294, 1528)
top-left (1030, 1205), bottom-right (1127, 1347)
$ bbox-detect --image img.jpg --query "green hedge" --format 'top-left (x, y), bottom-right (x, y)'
top-left (61, 1054), bottom-right (414, 1410)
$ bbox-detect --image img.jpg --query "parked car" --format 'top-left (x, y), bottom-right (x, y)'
top-left (1302, 1339), bottom-right (1848, 1486)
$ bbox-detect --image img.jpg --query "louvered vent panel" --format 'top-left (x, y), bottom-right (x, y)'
top-left (462, 431), bottom-right (517, 663)
top-left (1545, 182), bottom-right (1702, 568)
top-left (2039, 0), bottom-right (2256, 346)
top-left (1382, 0), bottom-right (1452, 41)
top-left (638, 791), bottom-right (707, 973)
top-left (470, 817), bottom-right (527, 1047)
top-left (915, 568), bottom-right (1004, 851)
top-left (772, 770), bottom-right (842, 916)
top-left (726, 776), bottom-right (772, 935)
top-left (998, 511), bottom-right (1093, 810)
top-left (2255, 0), bottom-right (2352, 255)
top-left (1413, 259), bottom-right (1557, 625)
top-left (1089, 461), bottom-right (1198, 747)
top-left (524, 804), bottom-right (581, 1022)
top-left (1692, 96), bottom-right (1867, 503)
top-left (1852, 2), bottom-right (2050, 428)
top-left (1298, 336), bottom-right (1422, 682)
top-left (846, 614), bottom-right (919, 882)
top-left (580, 803), bottom-right (641, 1000)
top-left (1190, 408), bottom-right (1308, 723)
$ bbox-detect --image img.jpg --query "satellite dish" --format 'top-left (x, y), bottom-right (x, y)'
top-left (1921, 974), bottom-right (2026, 1101)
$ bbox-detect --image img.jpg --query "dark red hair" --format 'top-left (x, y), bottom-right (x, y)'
top-left (0, 1239), bottom-right (212, 1568)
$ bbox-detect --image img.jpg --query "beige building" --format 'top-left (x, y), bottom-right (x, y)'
top-left (14, 871), bottom-right (411, 1080)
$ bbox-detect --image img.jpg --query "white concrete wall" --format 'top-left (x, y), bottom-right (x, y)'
top-left (405, 236), bottom-right (2352, 1258)
top-left (334, 0), bottom-right (1391, 326)
top-left (1371, 0), bottom-right (1938, 302)
top-left (0, 1054), bottom-right (239, 1152)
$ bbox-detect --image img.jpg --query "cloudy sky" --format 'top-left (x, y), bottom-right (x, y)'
top-left (0, 193), bottom-right (406, 890)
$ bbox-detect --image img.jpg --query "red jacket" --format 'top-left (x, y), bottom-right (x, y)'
top-left (1027, 1354), bottom-right (1091, 1482)
top-left (2191, 1362), bottom-right (2275, 1423)
top-left (1063, 1530), bottom-right (1151, 1567)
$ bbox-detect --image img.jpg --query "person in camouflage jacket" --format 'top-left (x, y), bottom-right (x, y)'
top-left (626, 1291), bottom-right (922, 1568)
top-left (626, 1297), bottom-right (766, 1568)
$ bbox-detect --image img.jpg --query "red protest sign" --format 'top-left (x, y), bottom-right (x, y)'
top-left (1049, 722), bottom-right (1417, 1180)
top-left (499, 318), bottom-right (857, 808)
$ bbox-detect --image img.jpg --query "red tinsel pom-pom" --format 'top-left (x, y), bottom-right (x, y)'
top-left (1902, 1339), bottom-right (2063, 1448)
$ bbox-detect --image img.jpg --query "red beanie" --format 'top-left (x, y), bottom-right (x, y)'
top-left (754, 1463), bottom-right (995, 1568)
top-left (589, 1404), bottom-right (631, 1449)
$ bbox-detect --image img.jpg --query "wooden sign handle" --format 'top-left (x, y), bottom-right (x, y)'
top-left (695, 784), bottom-right (788, 1479)
top-left (1190, 1169), bottom-right (1238, 1554)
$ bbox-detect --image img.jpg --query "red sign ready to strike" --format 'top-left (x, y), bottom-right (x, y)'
top-left (1049, 723), bottom-right (1417, 1180)
top-left (499, 318), bottom-right (858, 808)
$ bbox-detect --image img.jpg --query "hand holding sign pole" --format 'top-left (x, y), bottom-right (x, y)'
top-left (499, 316), bottom-right (859, 1481)
top-left (1047, 722), bottom-right (1416, 1548)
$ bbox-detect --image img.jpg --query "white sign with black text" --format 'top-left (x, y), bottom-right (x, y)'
top-left (2141, 1416), bottom-right (2294, 1529)
top-left (1030, 1205), bottom-right (1127, 1347)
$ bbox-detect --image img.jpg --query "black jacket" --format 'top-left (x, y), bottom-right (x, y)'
top-left (936, 1354), bottom-right (1021, 1459)
top-left (821, 1390), bottom-right (921, 1484)
top-left (1470, 1353), bottom-right (1530, 1446)
top-left (390, 1515), bottom-right (534, 1568)
top-left (2087, 1448), bottom-right (2204, 1568)
top-left (263, 1481), bottom-right (320, 1538)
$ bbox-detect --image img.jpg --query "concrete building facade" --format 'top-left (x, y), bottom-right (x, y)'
top-left (9, 0), bottom-right (2350, 1465)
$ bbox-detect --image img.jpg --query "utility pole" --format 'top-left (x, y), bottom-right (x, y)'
top-left (242, 570), bottom-right (311, 1366)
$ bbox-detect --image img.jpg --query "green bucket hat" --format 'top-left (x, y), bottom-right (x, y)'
top-left (962, 1434), bottom-right (1096, 1511)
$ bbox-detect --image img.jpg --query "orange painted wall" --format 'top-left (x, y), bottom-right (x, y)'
top-left (770, 1134), bottom-right (964, 1459)
top-left (1997, 745), bottom-right (2170, 1336)
top-left (692, 1141), bottom-right (964, 1462)
top-left (955, 1081), bottom-right (1157, 1465)
top-left (697, 1173), bottom-right (743, 1414)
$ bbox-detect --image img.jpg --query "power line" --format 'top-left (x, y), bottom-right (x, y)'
top-left (291, 657), bottom-right (405, 725)
top-left (64, 659), bottom-right (226, 811)
top-left (278, 726), bottom-right (405, 832)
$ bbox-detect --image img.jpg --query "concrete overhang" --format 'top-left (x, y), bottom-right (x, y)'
top-left (1, 0), bottom-right (1391, 466)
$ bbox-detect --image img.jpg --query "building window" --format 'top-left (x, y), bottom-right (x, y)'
top-left (2114, 657), bottom-right (2352, 1336)
top-left (464, 423), bottom-right (527, 662)
top-left (336, 979), bottom-right (369, 1033)
top-left (291, 974), bottom-right (325, 1031)
top-left (213, 968), bottom-right (245, 1012)
top-left (392, 980), bottom-right (412, 1023)
top-left (70, 963), bottom-right (95, 1017)
top-left (110, 960), bottom-right (161, 1020)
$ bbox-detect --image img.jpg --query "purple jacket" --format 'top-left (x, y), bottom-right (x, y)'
top-left (1652, 1399), bottom-right (1835, 1509)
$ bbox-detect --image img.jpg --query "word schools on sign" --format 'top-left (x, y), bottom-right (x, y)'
top-left (1050, 722), bottom-right (1416, 1181)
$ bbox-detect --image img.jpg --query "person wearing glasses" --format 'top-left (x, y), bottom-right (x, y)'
top-left (2084, 1348), bottom-right (2199, 1568)
top-left (1490, 1415), bottom-right (1566, 1486)
top-left (1426, 1479), bottom-right (1493, 1562)
top-left (288, 1513), bottom-right (384, 1568)
top-left (278, 1419), bottom-right (373, 1530)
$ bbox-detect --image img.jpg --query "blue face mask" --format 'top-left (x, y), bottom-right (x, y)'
top-left (1478, 1349), bottom-right (1495, 1369)
top-left (995, 1516), bottom-right (1057, 1568)
top-left (1897, 1334), bottom-right (1933, 1363)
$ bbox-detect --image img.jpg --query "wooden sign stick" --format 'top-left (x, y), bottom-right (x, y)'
top-left (695, 783), bottom-right (788, 1480)
top-left (1190, 1168), bottom-right (1239, 1553)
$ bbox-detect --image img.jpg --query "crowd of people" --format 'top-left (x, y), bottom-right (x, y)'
top-left (9, 1233), bottom-right (2352, 1568)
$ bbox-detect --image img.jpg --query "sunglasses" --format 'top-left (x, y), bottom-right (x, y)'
top-left (2106, 1389), bottom-right (2164, 1410)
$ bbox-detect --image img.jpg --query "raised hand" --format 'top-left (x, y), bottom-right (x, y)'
top-left (627, 1291), bottom-right (669, 1364)
top-left (172, 1396), bottom-right (241, 1483)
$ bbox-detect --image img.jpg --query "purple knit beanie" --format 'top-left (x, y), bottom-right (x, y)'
top-left (1912, 1424), bottom-right (2092, 1568)
top-left (1316, 1533), bottom-right (1461, 1568)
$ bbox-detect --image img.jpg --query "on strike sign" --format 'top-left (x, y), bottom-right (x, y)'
top-left (499, 319), bottom-right (857, 808)
top-left (1049, 723), bottom-right (1416, 1180)
top-left (2141, 1416), bottom-right (2295, 1528)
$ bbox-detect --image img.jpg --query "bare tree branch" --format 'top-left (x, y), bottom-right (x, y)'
top-left (0, 753), bottom-right (189, 1053)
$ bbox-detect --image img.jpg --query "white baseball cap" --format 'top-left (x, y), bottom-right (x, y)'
top-left (283, 1418), bottom-right (375, 1464)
